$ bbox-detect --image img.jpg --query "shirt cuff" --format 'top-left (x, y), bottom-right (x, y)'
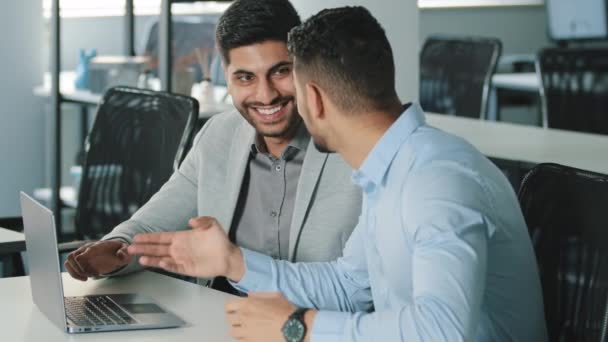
top-left (230, 248), bottom-right (275, 293)
top-left (102, 233), bottom-right (134, 245)
top-left (103, 236), bottom-right (131, 245)
top-left (311, 310), bottom-right (351, 342)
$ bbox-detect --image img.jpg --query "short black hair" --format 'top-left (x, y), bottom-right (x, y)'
top-left (288, 6), bottom-right (399, 112)
top-left (216, 0), bottom-right (301, 64)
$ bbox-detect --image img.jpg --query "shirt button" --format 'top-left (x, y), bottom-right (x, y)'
top-left (270, 211), bottom-right (278, 217)
top-left (275, 165), bottom-right (282, 172)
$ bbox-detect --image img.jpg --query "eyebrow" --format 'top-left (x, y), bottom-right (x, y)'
top-left (267, 61), bottom-right (293, 76)
top-left (232, 69), bottom-right (254, 77)
top-left (231, 61), bottom-right (293, 77)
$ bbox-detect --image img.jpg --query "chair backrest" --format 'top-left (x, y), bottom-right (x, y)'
top-left (537, 48), bottom-right (608, 134)
top-left (518, 163), bottom-right (608, 341)
top-left (420, 35), bottom-right (502, 119)
top-left (75, 86), bottom-right (198, 240)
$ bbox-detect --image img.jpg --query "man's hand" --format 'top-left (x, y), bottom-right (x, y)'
top-left (64, 240), bottom-right (131, 281)
top-left (225, 292), bottom-right (302, 342)
top-left (127, 216), bottom-right (245, 280)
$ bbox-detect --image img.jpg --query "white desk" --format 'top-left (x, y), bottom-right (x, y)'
top-left (1, 271), bottom-right (236, 341)
top-left (427, 113), bottom-right (608, 175)
top-left (0, 227), bottom-right (25, 255)
top-left (33, 72), bottom-right (102, 105)
top-left (491, 73), bottom-right (539, 93)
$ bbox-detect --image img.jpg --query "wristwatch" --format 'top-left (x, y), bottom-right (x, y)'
top-left (281, 308), bottom-right (308, 342)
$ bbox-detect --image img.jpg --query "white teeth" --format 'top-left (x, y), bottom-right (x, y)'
top-left (256, 105), bottom-right (282, 115)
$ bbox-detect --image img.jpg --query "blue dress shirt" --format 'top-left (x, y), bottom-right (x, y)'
top-left (234, 103), bottom-right (547, 341)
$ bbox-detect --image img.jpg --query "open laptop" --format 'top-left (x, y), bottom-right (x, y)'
top-left (19, 191), bottom-right (186, 333)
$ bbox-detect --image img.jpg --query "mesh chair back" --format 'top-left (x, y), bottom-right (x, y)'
top-left (518, 163), bottom-right (608, 341)
top-left (420, 35), bottom-right (501, 119)
top-left (537, 48), bottom-right (608, 134)
top-left (75, 86), bottom-right (198, 239)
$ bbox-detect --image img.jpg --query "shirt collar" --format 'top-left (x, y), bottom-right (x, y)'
top-left (352, 102), bottom-right (426, 191)
top-left (250, 120), bottom-right (310, 160)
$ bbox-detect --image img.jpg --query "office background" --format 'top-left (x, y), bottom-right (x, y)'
top-left (4, 2), bottom-right (608, 340)
top-left (0, 1), bottom-right (576, 217)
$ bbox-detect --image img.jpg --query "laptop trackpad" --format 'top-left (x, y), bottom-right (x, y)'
top-left (120, 303), bottom-right (165, 314)
top-left (109, 294), bottom-right (167, 314)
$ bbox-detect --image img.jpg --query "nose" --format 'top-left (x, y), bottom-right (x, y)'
top-left (256, 78), bottom-right (279, 104)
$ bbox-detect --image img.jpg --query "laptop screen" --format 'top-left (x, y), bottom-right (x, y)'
top-left (20, 192), bottom-right (68, 332)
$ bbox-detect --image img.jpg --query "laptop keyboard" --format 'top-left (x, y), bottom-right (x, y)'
top-left (65, 296), bottom-right (137, 326)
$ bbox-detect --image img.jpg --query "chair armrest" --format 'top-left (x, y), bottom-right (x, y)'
top-left (497, 54), bottom-right (536, 73)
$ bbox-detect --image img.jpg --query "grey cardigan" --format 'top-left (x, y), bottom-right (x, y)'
top-left (103, 110), bottom-right (362, 276)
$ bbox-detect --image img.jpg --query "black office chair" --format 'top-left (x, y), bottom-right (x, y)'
top-left (420, 35), bottom-right (502, 119)
top-left (73, 86), bottom-right (198, 240)
top-left (518, 163), bottom-right (608, 341)
top-left (537, 48), bottom-right (608, 134)
top-left (0, 217), bottom-right (23, 231)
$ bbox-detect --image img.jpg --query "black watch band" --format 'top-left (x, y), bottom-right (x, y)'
top-left (290, 307), bottom-right (308, 321)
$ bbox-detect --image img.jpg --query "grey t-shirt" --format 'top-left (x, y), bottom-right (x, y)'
top-left (229, 123), bottom-right (309, 260)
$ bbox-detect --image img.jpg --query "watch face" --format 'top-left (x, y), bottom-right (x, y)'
top-left (282, 318), bottom-right (305, 342)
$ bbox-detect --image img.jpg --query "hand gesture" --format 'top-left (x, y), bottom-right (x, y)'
top-left (128, 217), bottom-right (245, 280)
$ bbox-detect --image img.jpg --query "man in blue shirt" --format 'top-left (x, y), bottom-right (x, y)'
top-left (128, 6), bottom-right (547, 341)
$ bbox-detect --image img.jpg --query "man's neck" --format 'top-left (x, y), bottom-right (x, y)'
top-left (259, 122), bottom-right (301, 158)
top-left (262, 135), bottom-right (293, 158)
top-left (337, 104), bottom-right (403, 170)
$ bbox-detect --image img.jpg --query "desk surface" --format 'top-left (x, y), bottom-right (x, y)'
top-left (427, 113), bottom-right (608, 175)
top-left (0, 227), bottom-right (25, 254)
top-left (1, 271), bottom-right (235, 341)
top-left (33, 72), bottom-right (101, 105)
top-left (491, 73), bottom-right (539, 92)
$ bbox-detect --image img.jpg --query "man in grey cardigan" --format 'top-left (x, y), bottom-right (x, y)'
top-left (64, 0), bottom-right (361, 290)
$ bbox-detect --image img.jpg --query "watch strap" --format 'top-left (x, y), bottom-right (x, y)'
top-left (289, 307), bottom-right (309, 321)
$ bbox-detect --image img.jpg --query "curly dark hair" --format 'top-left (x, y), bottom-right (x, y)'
top-left (288, 6), bottom-right (399, 112)
top-left (216, 0), bottom-right (301, 64)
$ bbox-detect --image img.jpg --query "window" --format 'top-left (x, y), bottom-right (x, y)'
top-left (42, 0), bottom-right (231, 18)
top-left (418, 0), bottom-right (543, 8)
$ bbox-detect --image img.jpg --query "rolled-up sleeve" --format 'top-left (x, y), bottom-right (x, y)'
top-left (233, 221), bottom-right (373, 314)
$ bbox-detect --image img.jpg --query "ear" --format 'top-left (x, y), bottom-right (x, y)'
top-left (305, 81), bottom-right (325, 121)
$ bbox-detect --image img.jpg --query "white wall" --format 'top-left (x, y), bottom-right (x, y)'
top-left (420, 6), bottom-right (549, 54)
top-left (0, 0), bottom-right (45, 217)
top-left (290, 0), bottom-right (420, 102)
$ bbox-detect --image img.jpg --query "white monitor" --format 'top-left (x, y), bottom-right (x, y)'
top-left (547, 0), bottom-right (608, 40)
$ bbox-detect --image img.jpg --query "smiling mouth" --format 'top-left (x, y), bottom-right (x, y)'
top-left (250, 99), bottom-right (292, 121)
top-left (255, 104), bottom-right (284, 115)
